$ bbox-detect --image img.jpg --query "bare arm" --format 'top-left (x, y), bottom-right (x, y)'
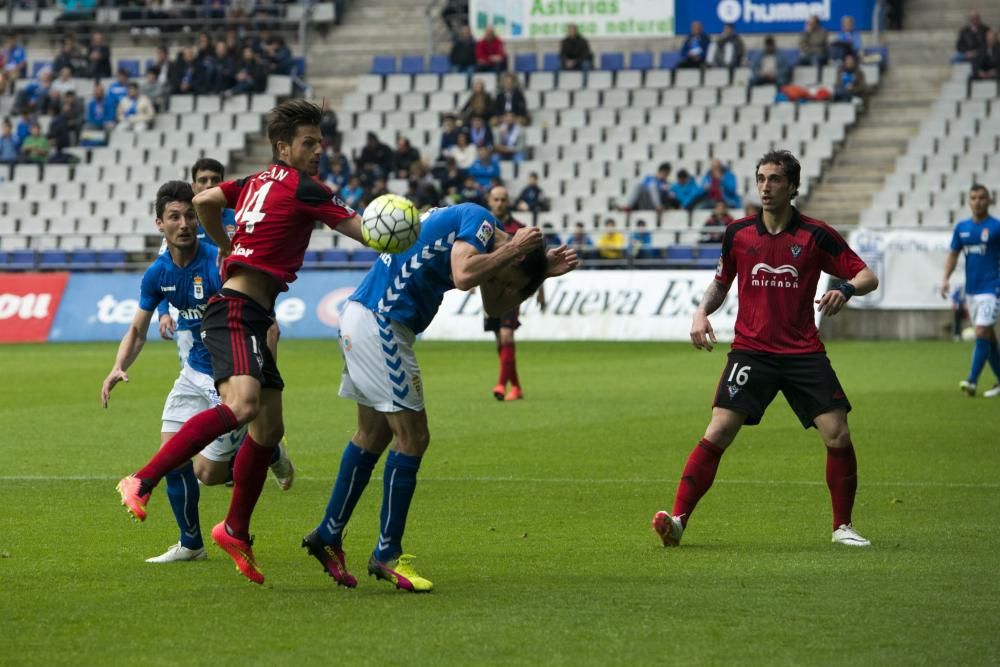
top-left (101, 307), bottom-right (154, 407)
top-left (450, 227), bottom-right (543, 291)
top-left (816, 266), bottom-right (880, 317)
top-left (193, 187), bottom-right (232, 256)
top-left (940, 250), bottom-right (960, 298)
top-left (333, 214), bottom-right (366, 246)
top-left (690, 279), bottom-right (732, 351)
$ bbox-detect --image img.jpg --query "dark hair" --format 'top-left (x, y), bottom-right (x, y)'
top-left (755, 149), bottom-right (801, 198)
top-left (970, 183), bottom-right (990, 197)
top-left (190, 157), bottom-right (225, 181)
top-left (267, 98), bottom-right (321, 149)
top-left (517, 245), bottom-right (548, 299)
top-left (155, 180), bottom-right (194, 219)
top-left (657, 162), bottom-right (672, 173)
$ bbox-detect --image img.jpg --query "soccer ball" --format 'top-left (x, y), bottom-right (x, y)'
top-left (361, 194), bottom-right (420, 253)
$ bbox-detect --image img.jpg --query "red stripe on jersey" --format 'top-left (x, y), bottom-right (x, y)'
top-left (228, 298), bottom-right (247, 375)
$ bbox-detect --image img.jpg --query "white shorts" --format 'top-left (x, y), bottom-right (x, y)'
top-left (162, 363), bottom-right (247, 462)
top-left (968, 293), bottom-right (999, 327)
top-left (338, 301), bottom-right (425, 412)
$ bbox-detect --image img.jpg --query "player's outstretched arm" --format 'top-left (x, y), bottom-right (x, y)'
top-left (333, 214), bottom-right (366, 246)
top-left (691, 279), bottom-right (731, 351)
top-left (451, 227), bottom-right (543, 290)
top-left (815, 267), bottom-right (879, 317)
top-left (940, 250), bottom-right (960, 299)
top-left (101, 307), bottom-right (154, 408)
top-left (545, 245), bottom-right (580, 277)
top-left (193, 187), bottom-right (233, 256)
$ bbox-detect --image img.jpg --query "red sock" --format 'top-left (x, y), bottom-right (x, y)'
top-left (136, 405), bottom-right (238, 484)
top-left (225, 435), bottom-right (273, 540)
top-left (497, 343), bottom-right (508, 386)
top-left (672, 438), bottom-right (724, 526)
top-left (826, 443), bottom-right (858, 529)
top-left (500, 343), bottom-right (519, 388)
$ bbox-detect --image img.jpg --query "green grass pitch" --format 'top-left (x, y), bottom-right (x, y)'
top-left (1, 339), bottom-right (998, 665)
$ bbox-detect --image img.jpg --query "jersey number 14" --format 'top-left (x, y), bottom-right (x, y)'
top-left (234, 181), bottom-right (274, 233)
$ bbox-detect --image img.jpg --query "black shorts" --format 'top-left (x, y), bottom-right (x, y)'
top-left (483, 305), bottom-right (520, 332)
top-left (200, 288), bottom-right (284, 391)
top-left (712, 350), bottom-right (851, 429)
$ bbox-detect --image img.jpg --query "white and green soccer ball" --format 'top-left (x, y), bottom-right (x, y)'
top-left (361, 194), bottom-right (420, 253)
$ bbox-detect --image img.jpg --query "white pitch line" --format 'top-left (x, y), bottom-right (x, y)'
top-left (0, 475), bottom-right (997, 489)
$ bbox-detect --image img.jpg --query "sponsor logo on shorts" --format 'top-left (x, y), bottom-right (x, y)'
top-left (476, 221), bottom-right (494, 246)
top-left (412, 374), bottom-right (423, 397)
top-left (750, 262), bottom-right (800, 288)
top-left (232, 244), bottom-right (254, 258)
top-left (341, 335), bottom-right (352, 352)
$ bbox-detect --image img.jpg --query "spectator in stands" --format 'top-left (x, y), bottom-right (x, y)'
top-left (228, 47), bottom-right (269, 96)
top-left (106, 68), bottom-right (131, 113)
top-left (597, 219), bottom-right (626, 260)
top-left (493, 73), bottom-right (528, 124)
top-left (745, 202), bottom-right (761, 219)
top-left (13, 67), bottom-right (54, 116)
top-left (324, 158), bottom-right (350, 194)
top-left (475, 26), bottom-right (508, 73)
top-left (449, 24), bottom-right (477, 74)
top-left (515, 171), bottom-right (548, 212)
top-left (87, 31), bottom-right (112, 79)
top-left (678, 21), bottom-right (711, 68)
top-left (461, 80), bottom-right (494, 124)
top-left (750, 36), bottom-right (792, 86)
top-left (19, 122), bottom-right (50, 163)
top-left (0, 118), bottom-right (19, 164)
top-left (631, 219), bottom-right (654, 259)
top-left (833, 53), bottom-right (867, 101)
top-left (559, 23), bottom-right (593, 71)
top-left (341, 175), bottom-right (365, 210)
top-left (956, 11), bottom-right (990, 64)
top-left (707, 23), bottom-right (745, 70)
top-left (51, 66), bottom-right (76, 99)
top-left (205, 41), bottom-right (239, 94)
top-left (542, 223), bottom-right (562, 247)
top-left (116, 82), bottom-right (155, 132)
top-left (195, 31), bottom-right (214, 63)
top-left (392, 136), bottom-right (422, 179)
top-left (262, 36), bottom-right (294, 76)
top-left (972, 29), bottom-right (1000, 80)
top-left (568, 222), bottom-right (595, 260)
top-left (494, 113), bottom-right (525, 164)
top-left (141, 67), bottom-right (168, 112)
top-left (320, 145), bottom-right (350, 183)
top-left (85, 82), bottom-right (116, 132)
top-left (700, 201), bottom-right (733, 243)
top-left (168, 48), bottom-right (202, 95)
top-left (467, 114), bottom-right (494, 148)
top-left (14, 110), bottom-right (32, 145)
top-left (671, 169), bottom-right (705, 210)
top-left (2, 35), bottom-right (28, 88)
top-left (406, 162), bottom-right (441, 209)
top-left (439, 115), bottom-right (461, 157)
top-left (699, 159), bottom-right (741, 209)
top-left (624, 162), bottom-right (679, 212)
top-left (437, 156), bottom-right (465, 196)
top-left (48, 92), bottom-right (83, 154)
top-left (459, 174), bottom-right (485, 205)
top-left (798, 15), bottom-right (830, 66)
top-left (445, 131), bottom-right (477, 169)
top-left (366, 177), bottom-right (389, 206)
top-left (441, 0), bottom-right (468, 37)
top-left (151, 46), bottom-right (170, 87)
top-left (468, 145), bottom-right (501, 189)
top-left (356, 131), bottom-right (393, 184)
top-left (52, 35), bottom-right (88, 76)
top-left (320, 108), bottom-right (340, 146)
top-left (831, 15), bottom-right (862, 61)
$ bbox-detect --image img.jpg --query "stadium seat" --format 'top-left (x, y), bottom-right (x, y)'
top-left (69, 250), bottom-right (99, 270)
top-left (301, 250), bottom-right (321, 269)
top-left (321, 249), bottom-right (350, 264)
top-left (97, 250), bottom-right (127, 270)
top-left (351, 248), bottom-right (379, 265)
top-left (371, 55), bottom-right (397, 75)
top-left (542, 53), bottom-right (561, 72)
top-left (8, 250), bottom-right (35, 270)
top-left (514, 53), bottom-right (538, 73)
top-left (428, 54), bottom-right (451, 74)
top-left (117, 59), bottom-right (141, 77)
top-left (665, 245), bottom-right (695, 264)
top-left (38, 250), bottom-right (68, 270)
top-left (695, 245), bottom-right (722, 268)
top-left (600, 52), bottom-right (625, 72)
top-left (400, 55), bottom-right (425, 75)
top-left (629, 51), bottom-right (654, 71)
top-left (659, 51), bottom-right (680, 70)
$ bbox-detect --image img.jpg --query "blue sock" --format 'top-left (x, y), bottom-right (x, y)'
top-left (165, 461), bottom-right (202, 549)
top-left (988, 340), bottom-right (1000, 383)
top-left (375, 450), bottom-right (421, 562)
top-left (969, 338), bottom-right (990, 384)
top-left (316, 442), bottom-right (380, 547)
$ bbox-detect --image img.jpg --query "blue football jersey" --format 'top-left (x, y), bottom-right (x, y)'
top-left (139, 241), bottom-right (223, 375)
top-left (951, 216), bottom-right (1000, 295)
top-left (351, 203), bottom-right (498, 334)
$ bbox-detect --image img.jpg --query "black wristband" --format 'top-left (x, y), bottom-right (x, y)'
top-left (837, 282), bottom-right (856, 300)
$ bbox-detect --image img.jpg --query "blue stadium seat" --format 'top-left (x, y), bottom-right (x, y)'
top-left (659, 51), bottom-right (681, 70)
top-left (400, 55), bottom-right (425, 75)
top-left (600, 52), bottom-right (625, 71)
top-left (429, 54), bottom-right (451, 74)
top-left (38, 250), bottom-right (68, 270)
top-left (292, 56), bottom-right (307, 77)
top-left (117, 59), bottom-right (141, 77)
top-left (780, 49), bottom-right (799, 65)
top-left (8, 250), bottom-right (35, 271)
top-left (371, 55), bottom-right (397, 75)
top-left (321, 249), bottom-right (350, 264)
top-left (351, 248), bottom-right (379, 264)
top-left (629, 51), bottom-right (654, 70)
top-left (69, 250), bottom-right (99, 270)
top-left (514, 53), bottom-right (538, 73)
top-left (0, 251), bottom-right (7, 267)
top-left (31, 61), bottom-right (52, 77)
top-left (302, 250), bottom-right (320, 269)
top-left (97, 250), bottom-right (126, 270)
top-left (542, 53), bottom-right (561, 72)
top-left (695, 245), bottom-right (722, 268)
top-left (665, 245), bottom-right (695, 264)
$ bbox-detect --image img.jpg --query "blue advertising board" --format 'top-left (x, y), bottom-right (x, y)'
top-left (676, 0), bottom-right (876, 34)
top-left (48, 271), bottom-right (369, 342)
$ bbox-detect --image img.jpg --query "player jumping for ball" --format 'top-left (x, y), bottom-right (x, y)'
top-left (652, 150), bottom-right (879, 548)
top-left (116, 100), bottom-right (370, 584)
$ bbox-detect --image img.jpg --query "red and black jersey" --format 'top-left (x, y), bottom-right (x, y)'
top-left (219, 161), bottom-right (356, 291)
top-left (715, 208), bottom-right (867, 355)
top-left (500, 215), bottom-right (524, 235)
